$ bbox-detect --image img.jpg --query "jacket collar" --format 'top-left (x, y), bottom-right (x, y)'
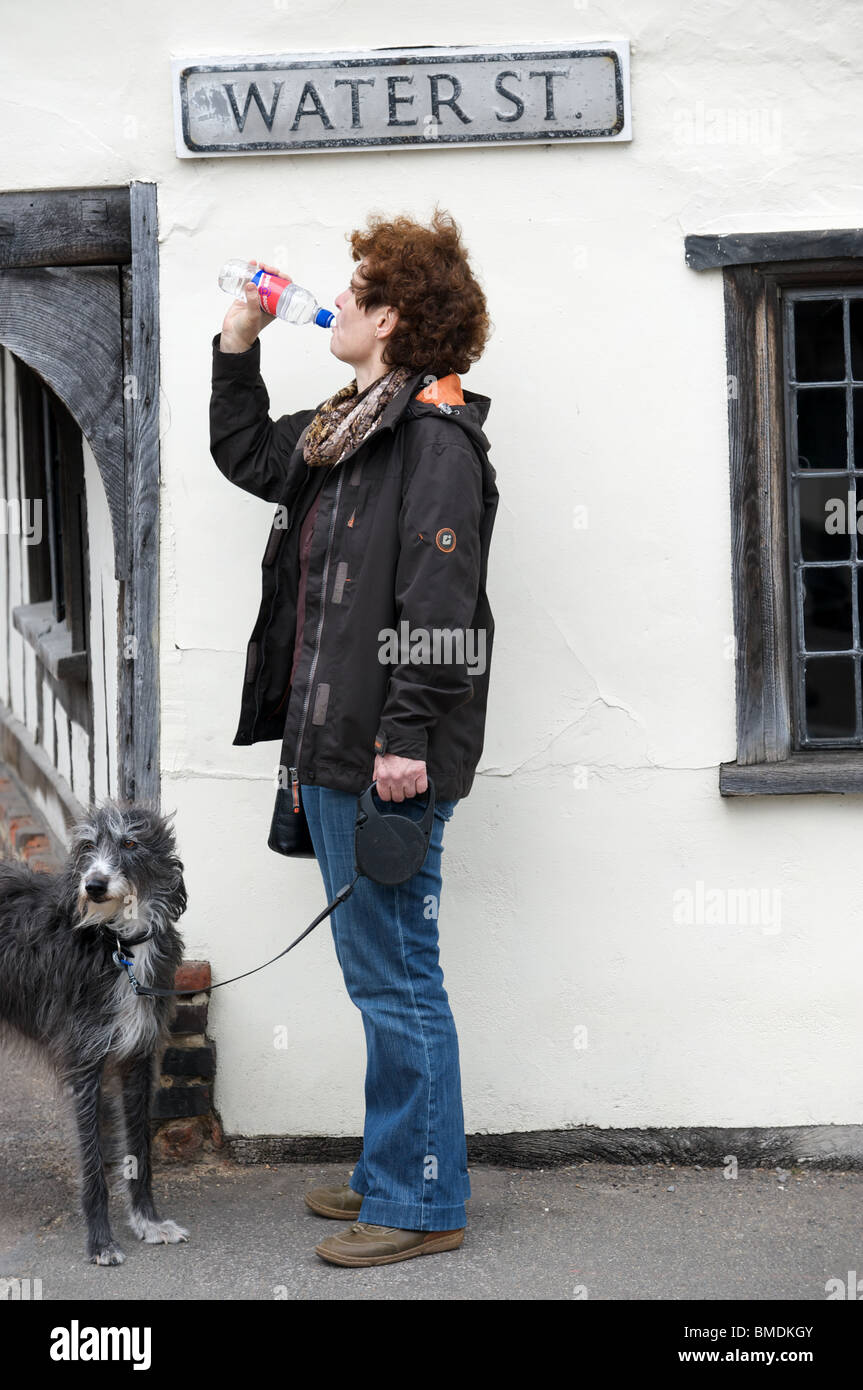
top-left (378, 369), bottom-right (430, 432)
top-left (381, 369), bottom-right (492, 432)
top-left (305, 368), bottom-right (491, 474)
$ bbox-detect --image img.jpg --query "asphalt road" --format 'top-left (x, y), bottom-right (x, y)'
top-left (1, 1051), bottom-right (860, 1301)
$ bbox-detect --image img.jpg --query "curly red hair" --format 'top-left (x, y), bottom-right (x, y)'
top-left (346, 205), bottom-right (491, 378)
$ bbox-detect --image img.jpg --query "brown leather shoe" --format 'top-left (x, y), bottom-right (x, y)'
top-left (315, 1221), bottom-right (465, 1266)
top-left (304, 1183), bottom-right (365, 1219)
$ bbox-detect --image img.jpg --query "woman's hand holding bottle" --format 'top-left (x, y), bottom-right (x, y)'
top-left (219, 260), bottom-right (281, 354)
top-left (218, 258), bottom-right (334, 351)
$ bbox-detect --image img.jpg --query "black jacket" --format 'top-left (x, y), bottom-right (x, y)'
top-left (209, 331), bottom-right (499, 804)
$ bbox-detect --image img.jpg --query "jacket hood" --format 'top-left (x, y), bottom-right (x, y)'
top-left (378, 368), bottom-right (493, 459)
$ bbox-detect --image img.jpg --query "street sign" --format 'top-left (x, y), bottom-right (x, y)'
top-left (172, 42), bottom-right (631, 157)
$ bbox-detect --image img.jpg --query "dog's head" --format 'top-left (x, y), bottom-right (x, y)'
top-left (68, 800), bottom-right (187, 940)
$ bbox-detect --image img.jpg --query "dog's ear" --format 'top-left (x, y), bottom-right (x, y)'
top-left (168, 861), bottom-right (188, 919)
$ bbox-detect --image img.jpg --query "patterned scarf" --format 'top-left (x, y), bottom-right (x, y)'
top-left (303, 365), bottom-right (414, 467)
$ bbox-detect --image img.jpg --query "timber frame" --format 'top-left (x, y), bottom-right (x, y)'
top-left (686, 229), bottom-right (863, 795)
top-left (0, 183), bottom-right (161, 817)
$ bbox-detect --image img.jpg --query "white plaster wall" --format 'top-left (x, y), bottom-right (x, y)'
top-left (3, 1), bottom-right (863, 1135)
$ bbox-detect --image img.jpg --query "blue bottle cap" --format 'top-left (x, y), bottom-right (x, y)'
top-left (315, 307), bottom-right (335, 328)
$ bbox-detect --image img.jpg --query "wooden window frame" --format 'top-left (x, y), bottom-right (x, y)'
top-left (0, 184), bottom-right (160, 807)
top-left (13, 360), bottom-right (90, 685)
top-left (686, 230), bottom-right (863, 794)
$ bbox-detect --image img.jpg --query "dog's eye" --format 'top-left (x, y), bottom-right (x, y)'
top-left (122, 837), bottom-right (137, 850)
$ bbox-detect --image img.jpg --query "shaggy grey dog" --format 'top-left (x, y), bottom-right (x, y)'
top-left (0, 799), bottom-right (189, 1265)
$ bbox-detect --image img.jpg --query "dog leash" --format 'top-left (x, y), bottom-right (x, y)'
top-left (112, 876), bottom-right (359, 999)
top-left (112, 779), bottom-right (437, 999)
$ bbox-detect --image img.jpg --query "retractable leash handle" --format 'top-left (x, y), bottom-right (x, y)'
top-left (116, 778), bottom-right (436, 998)
top-left (354, 777), bottom-right (436, 886)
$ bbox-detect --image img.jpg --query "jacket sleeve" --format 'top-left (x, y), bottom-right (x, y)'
top-left (373, 431), bottom-right (485, 764)
top-left (209, 332), bottom-right (318, 504)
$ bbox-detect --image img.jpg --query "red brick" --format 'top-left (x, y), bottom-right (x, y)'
top-left (8, 816), bottom-right (40, 853)
top-left (152, 1084), bottom-right (211, 1119)
top-left (28, 857), bottom-right (62, 875)
top-left (152, 1118), bottom-right (206, 1162)
top-left (170, 1002), bottom-right (208, 1034)
top-left (174, 960), bottom-right (211, 992)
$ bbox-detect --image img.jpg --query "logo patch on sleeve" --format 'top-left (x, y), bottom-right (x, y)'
top-left (435, 528), bottom-right (457, 552)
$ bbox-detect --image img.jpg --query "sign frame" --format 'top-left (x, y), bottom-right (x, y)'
top-left (171, 41), bottom-right (631, 158)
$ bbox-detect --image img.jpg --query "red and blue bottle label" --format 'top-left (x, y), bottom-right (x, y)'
top-left (251, 269), bottom-right (292, 315)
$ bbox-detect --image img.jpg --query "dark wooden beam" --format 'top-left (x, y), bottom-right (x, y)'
top-left (686, 229), bottom-right (863, 272)
top-left (721, 750), bottom-right (863, 794)
top-left (723, 264), bottom-right (793, 764)
top-left (226, 1123), bottom-right (863, 1169)
top-left (0, 187), bottom-right (131, 268)
top-left (118, 182), bottom-right (160, 807)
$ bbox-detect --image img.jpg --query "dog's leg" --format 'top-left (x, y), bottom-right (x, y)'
top-left (122, 1053), bottom-right (189, 1246)
top-left (69, 1062), bottom-right (125, 1266)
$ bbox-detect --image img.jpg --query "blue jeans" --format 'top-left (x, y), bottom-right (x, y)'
top-left (300, 783), bottom-right (470, 1231)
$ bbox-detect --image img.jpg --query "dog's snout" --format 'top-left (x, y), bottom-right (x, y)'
top-left (85, 878), bottom-right (109, 900)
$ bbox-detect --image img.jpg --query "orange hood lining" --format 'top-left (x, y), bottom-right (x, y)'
top-left (414, 373), bottom-right (465, 407)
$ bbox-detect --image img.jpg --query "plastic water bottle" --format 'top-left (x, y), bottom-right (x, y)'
top-left (218, 259), bottom-right (335, 328)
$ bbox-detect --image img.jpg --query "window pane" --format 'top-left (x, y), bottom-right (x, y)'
top-left (798, 476), bottom-right (852, 561)
top-left (796, 387), bottom-right (847, 469)
top-left (852, 389), bottom-right (863, 469)
top-left (849, 300), bottom-right (863, 380)
top-left (802, 566), bottom-right (853, 650)
top-left (794, 299), bottom-right (845, 382)
top-left (856, 570), bottom-right (863, 648)
top-left (804, 656), bottom-right (856, 738)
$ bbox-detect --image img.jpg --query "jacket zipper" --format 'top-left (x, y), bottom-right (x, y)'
top-left (290, 465), bottom-right (347, 809)
top-left (253, 420), bottom-right (388, 737)
top-left (253, 396), bottom-right (416, 812)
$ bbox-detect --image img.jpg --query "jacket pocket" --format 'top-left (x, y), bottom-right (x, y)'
top-left (331, 560), bottom-right (349, 605)
top-left (311, 683), bottom-right (330, 726)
